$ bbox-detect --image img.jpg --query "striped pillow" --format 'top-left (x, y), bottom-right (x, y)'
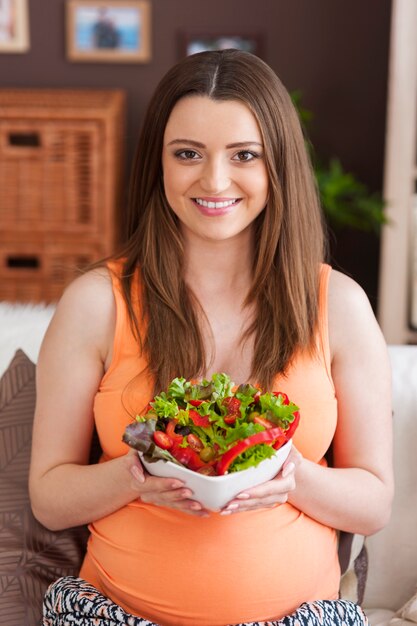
top-left (0, 349), bottom-right (89, 626)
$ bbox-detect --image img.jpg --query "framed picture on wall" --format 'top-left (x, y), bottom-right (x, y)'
top-left (179, 33), bottom-right (263, 59)
top-left (0, 0), bottom-right (30, 53)
top-left (66, 0), bottom-right (151, 63)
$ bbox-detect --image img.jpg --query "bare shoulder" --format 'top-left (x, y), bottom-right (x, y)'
top-left (59, 266), bottom-right (114, 313)
top-left (328, 269), bottom-right (372, 316)
top-left (327, 269), bottom-right (387, 360)
top-left (41, 267), bottom-right (116, 363)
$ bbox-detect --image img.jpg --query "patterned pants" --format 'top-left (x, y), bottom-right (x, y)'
top-left (43, 576), bottom-right (369, 626)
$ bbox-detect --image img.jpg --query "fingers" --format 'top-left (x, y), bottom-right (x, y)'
top-left (140, 479), bottom-right (208, 516)
top-left (283, 445), bottom-right (302, 472)
top-left (130, 463), bottom-right (145, 483)
top-left (128, 457), bottom-right (208, 516)
top-left (221, 462), bottom-right (297, 515)
top-left (282, 461), bottom-right (295, 478)
top-left (126, 448), bottom-right (300, 517)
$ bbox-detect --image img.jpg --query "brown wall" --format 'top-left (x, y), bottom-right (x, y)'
top-left (0, 0), bottom-right (392, 305)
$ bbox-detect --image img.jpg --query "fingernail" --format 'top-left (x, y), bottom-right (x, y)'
top-left (171, 481), bottom-right (183, 489)
top-left (236, 493), bottom-right (250, 500)
top-left (131, 465), bottom-right (145, 483)
top-left (282, 462), bottom-right (295, 478)
top-left (220, 510), bottom-right (232, 516)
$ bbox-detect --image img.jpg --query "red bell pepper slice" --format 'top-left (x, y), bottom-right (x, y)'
top-left (189, 399), bottom-right (204, 407)
top-left (188, 409), bottom-right (211, 428)
top-left (253, 415), bottom-right (275, 429)
top-left (216, 426), bottom-right (286, 475)
top-left (170, 440), bottom-right (208, 471)
top-left (283, 410), bottom-right (300, 441)
top-left (272, 434), bottom-right (288, 450)
top-left (166, 420), bottom-right (183, 442)
top-left (273, 391), bottom-right (290, 405)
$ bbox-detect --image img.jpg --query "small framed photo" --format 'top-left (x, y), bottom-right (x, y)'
top-left (0, 0), bottom-right (30, 53)
top-left (180, 33), bottom-right (262, 58)
top-left (66, 0), bottom-right (151, 63)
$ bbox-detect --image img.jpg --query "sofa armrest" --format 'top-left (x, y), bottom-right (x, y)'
top-left (363, 346), bottom-right (417, 612)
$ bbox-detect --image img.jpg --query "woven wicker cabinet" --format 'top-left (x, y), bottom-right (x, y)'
top-left (0, 89), bottom-right (126, 302)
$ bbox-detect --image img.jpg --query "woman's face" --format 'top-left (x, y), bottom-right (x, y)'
top-left (161, 95), bottom-right (269, 244)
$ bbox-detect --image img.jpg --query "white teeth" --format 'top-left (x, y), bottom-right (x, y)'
top-left (195, 198), bottom-right (238, 209)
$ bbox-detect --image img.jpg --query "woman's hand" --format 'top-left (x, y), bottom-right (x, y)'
top-left (127, 451), bottom-right (208, 517)
top-left (219, 447), bottom-right (302, 515)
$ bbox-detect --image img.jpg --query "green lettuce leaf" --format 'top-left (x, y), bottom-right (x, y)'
top-left (150, 393), bottom-right (179, 418)
top-left (259, 393), bottom-right (299, 428)
top-left (228, 443), bottom-right (276, 473)
top-left (167, 377), bottom-right (187, 400)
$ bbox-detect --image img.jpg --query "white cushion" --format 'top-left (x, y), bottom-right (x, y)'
top-left (0, 302), bottom-right (55, 376)
top-left (364, 346), bottom-right (417, 611)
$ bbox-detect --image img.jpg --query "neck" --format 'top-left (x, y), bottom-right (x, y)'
top-left (182, 228), bottom-right (254, 294)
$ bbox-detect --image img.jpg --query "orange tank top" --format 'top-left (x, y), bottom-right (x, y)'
top-left (80, 262), bottom-right (340, 626)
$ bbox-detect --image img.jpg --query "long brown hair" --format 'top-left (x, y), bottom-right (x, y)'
top-left (116, 49), bottom-right (327, 392)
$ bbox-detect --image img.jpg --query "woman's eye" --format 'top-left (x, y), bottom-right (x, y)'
top-left (233, 150), bottom-right (259, 162)
top-left (175, 149), bottom-right (200, 160)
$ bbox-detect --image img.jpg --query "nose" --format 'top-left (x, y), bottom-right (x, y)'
top-left (200, 156), bottom-right (230, 193)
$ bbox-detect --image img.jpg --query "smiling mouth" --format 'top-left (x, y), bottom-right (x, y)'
top-left (193, 198), bottom-right (240, 209)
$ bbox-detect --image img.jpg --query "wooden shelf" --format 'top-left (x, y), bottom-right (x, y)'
top-left (0, 89), bottom-right (126, 302)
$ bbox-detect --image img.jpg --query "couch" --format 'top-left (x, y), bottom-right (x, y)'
top-left (0, 301), bottom-right (416, 625)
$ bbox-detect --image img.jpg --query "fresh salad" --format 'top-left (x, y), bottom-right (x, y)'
top-left (122, 373), bottom-right (300, 476)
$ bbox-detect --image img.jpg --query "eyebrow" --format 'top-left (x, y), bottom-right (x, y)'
top-left (167, 139), bottom-right (263, 149)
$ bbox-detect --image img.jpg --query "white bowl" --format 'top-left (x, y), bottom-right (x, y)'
top-left (139, 440), bottom-right (292, 511)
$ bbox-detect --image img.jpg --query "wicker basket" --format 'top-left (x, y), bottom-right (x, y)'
top-left (0, 89), bottom-right (126, 302)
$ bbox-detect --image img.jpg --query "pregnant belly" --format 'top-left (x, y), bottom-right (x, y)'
top-left (83, 502), bottom-right (340, 626)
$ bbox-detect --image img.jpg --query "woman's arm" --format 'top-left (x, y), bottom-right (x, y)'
top-left (222, 271), bottom-right (394, 536)
top-left (29, 270), bottom-right (206, 531)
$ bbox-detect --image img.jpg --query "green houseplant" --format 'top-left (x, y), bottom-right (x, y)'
top-left (291, 91), bottom-right (387, 234)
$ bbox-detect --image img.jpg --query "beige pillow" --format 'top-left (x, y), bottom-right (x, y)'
top-left (391, 589), bottom-right (417, 624)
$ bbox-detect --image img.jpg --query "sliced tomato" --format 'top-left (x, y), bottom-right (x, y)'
top-left (153, 431), bottom-right (173, 450)
top-left (223, 396), bottom-right (241, 413)
top-left (223, 396), bottom-right (241, 424)
top-left (187, 433), bottom-right (204, 452)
